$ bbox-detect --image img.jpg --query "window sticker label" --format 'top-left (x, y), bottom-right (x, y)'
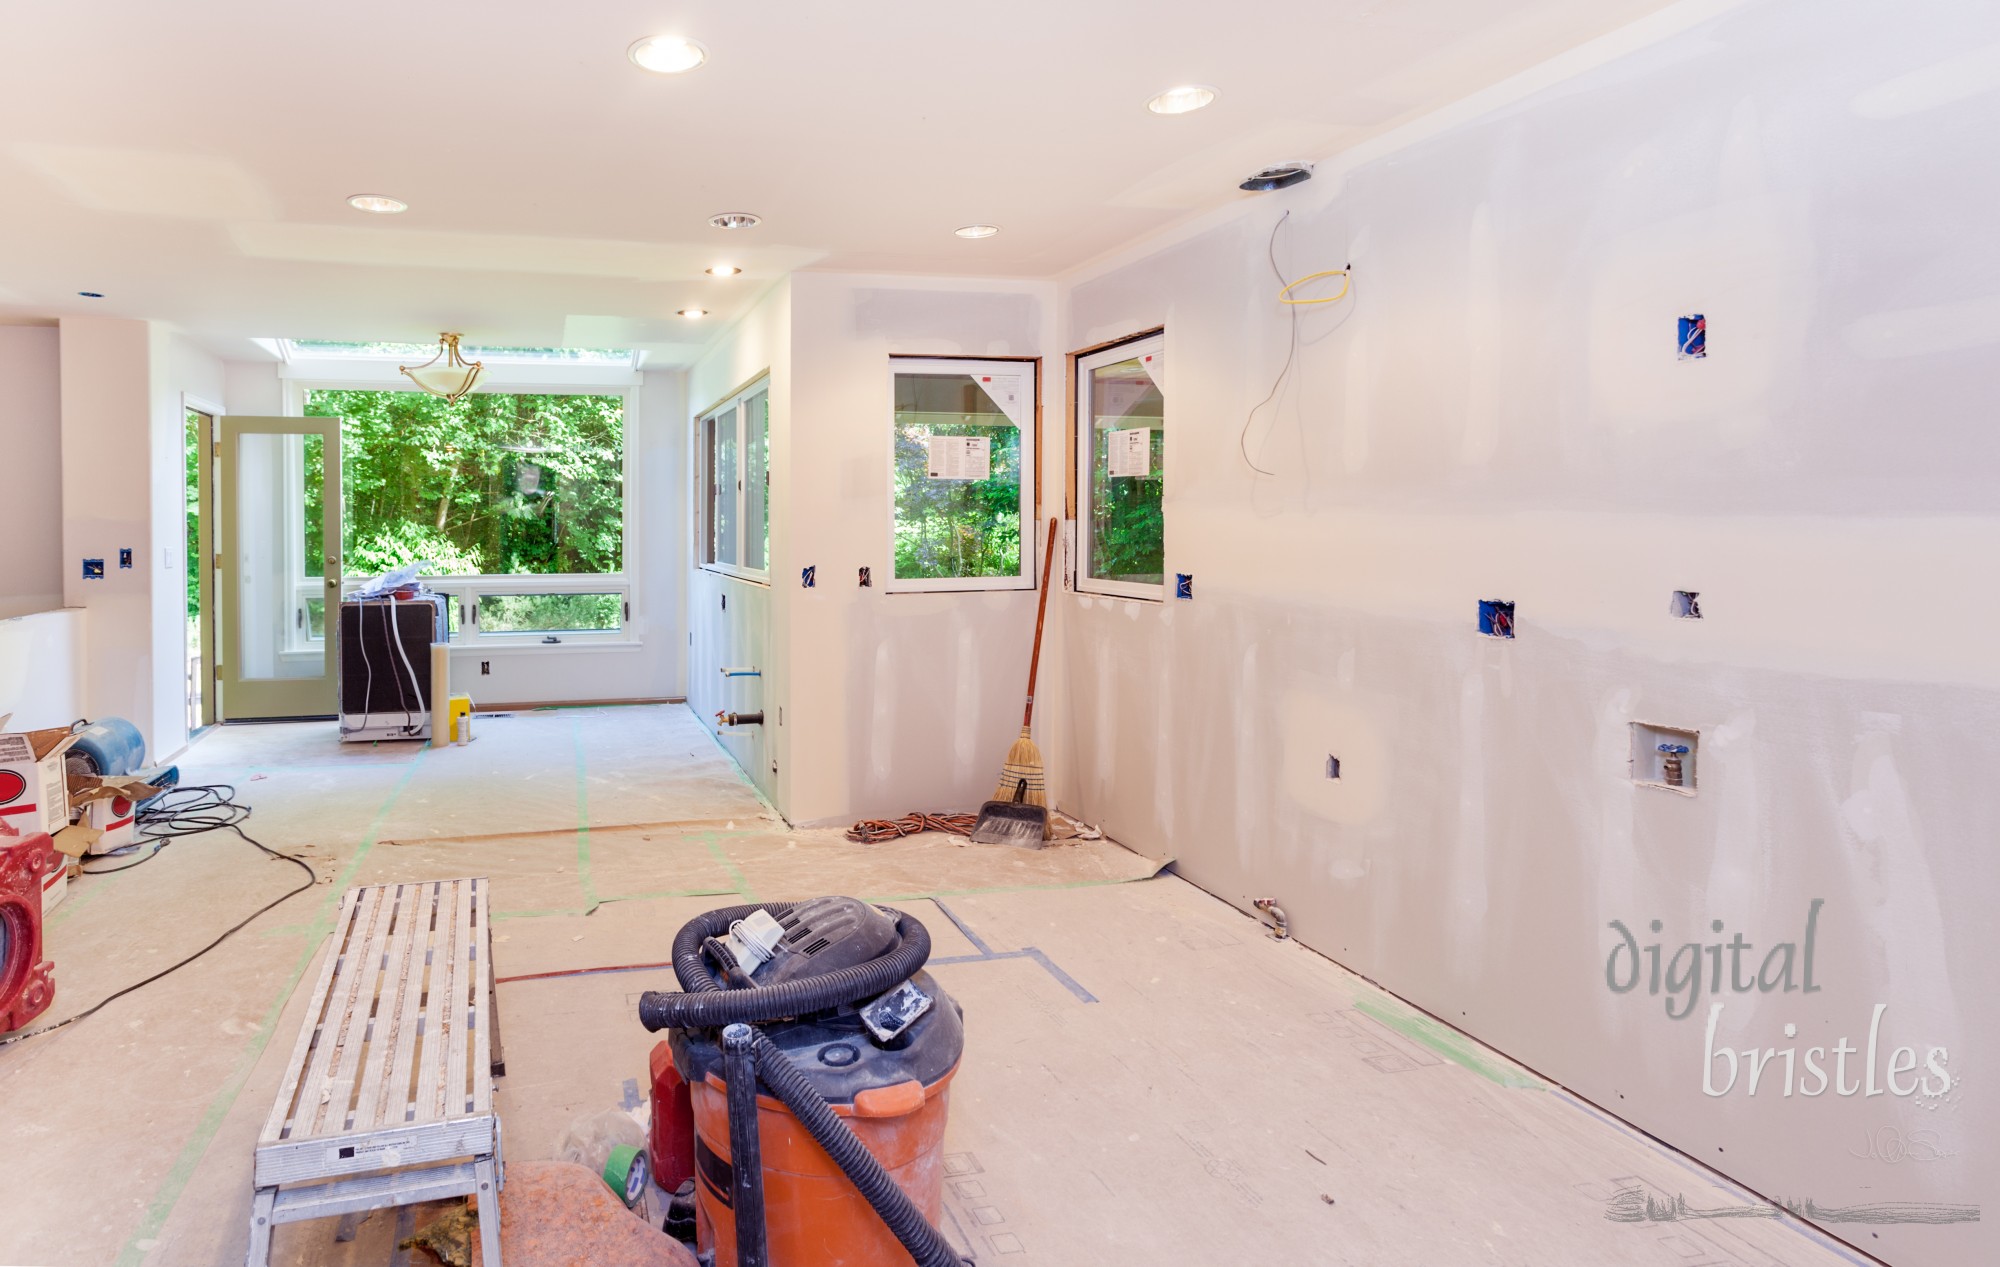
top-left (1107, 427), bottom-right (1152, 478)
top-left (968, 373), bottom-right (1026, 427)
top-left (927, 435), bottom-right (991, 481)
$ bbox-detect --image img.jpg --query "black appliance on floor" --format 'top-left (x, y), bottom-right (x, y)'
top-left (337, 594), bottom-right (448, 743)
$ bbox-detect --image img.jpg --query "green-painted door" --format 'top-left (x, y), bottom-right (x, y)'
top-left (216, 415), bottom-right (342, 720)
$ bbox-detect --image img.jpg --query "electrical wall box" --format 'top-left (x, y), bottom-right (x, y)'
top-left (81, 558), bottom-right (104, 580)
top-left (1478, 600), bottom-right (1516, 638)
top-left (1671, 591), bottom-right (1702, 619)
top-left (1631, 722), bottom-right (1698, 793)
top-left (1678, 314), bottom-right (1706, 360)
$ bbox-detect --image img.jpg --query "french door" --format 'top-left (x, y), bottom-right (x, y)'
top-left (215, 416), bottom-right (342, 719)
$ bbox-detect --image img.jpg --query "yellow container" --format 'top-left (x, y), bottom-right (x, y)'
top-left (448, 695), bottom-right (474, 744)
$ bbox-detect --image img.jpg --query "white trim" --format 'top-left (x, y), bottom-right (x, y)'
top-left (696, 376), bottom-right (772, 580)
top-left (884, 357), bottom-right (1037, 595)
top-left (1076, 334), bottom-right (1168, 602)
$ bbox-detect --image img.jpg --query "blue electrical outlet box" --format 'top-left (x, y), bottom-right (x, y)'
top-left (118, 547), bottom-right (133, 569)
top-left (1478, 599), bottom-right (1515, 638)
top-left (800, 565), bottom-right (816, 588)
top-left (82, 558), bottom-right (105, 579)
top-left (1175, 573), bottom-right (1193, 599)
top-left (1678, 313), bottom-right (1706, 360)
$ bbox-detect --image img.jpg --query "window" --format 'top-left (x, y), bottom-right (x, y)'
top-left (301, 387), bottom-right (629, 640)
top-left (889, 358), bottom-right (1035, 592)
top-left (1076, 335), bottom-right (1165, 598)
top-left (700, 379), bottom-right (769, 577)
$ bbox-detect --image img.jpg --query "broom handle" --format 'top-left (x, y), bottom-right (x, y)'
top-left (1022, 518), bottom-right (1060, 730)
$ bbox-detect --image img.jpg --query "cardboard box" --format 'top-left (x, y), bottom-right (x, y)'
top-left (0, 726), bottom-right (78, 840)
top-left (82, 793), bottom-right (136, 854)
top-left (41, 859), bottom-right (65, 914)
top-left (59, 774), bottom-right (157, 858)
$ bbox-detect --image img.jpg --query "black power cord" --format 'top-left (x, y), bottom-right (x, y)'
top-left (0, 783), bottom-right (317, 1048)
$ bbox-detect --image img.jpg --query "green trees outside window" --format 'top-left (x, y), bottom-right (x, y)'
top-left (303, 389), bottom-right (624, 580)
top-left (890, 362), bottom-right (1033, 588)
top-left (1081, 340), bottom-right (1166, 591)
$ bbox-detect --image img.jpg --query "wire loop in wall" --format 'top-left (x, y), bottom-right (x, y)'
top-left (1278, 269), bottom-right (1351, 305)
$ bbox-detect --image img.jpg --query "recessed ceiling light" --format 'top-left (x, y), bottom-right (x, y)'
top-left (78, 291), bottom-right (104, 298)
top-left (347, 194), bottom-right (408, 214)
top-left (679, 308), bottom-right (708, 318)
top-left (708, 212), bottom-right (761, 230)
top-left (628, 35), bottom-right (708, 74)
top-left (705, 264), bottom-right (742, 277)
top-left (1147, 84), bottom-right (1218, 115)
top-left (954, 224), bottom-right (1000, 239)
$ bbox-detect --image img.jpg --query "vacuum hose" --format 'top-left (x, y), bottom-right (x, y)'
top-left (636, 902), bottom-right (933, 1031)
top-left (748, 1029), bottom-right (969, 1267)
top-left (722, 1025), bottom-right (769, 1267)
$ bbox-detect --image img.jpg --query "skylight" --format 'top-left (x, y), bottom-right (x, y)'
top-left (282, 340), bottom-right (635, 366)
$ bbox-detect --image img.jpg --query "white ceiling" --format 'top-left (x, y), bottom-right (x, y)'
top-left (0, 0), bottom-right (1676, 365)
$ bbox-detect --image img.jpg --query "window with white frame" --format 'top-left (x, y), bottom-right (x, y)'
top-left (1076, 334), bottom-right (1165, 598)
top-left (700, 379), bottom-right (770, 577)
top-left (888, 358), bottom-right (1036, 592)
top-left (298, 380), bottom-right (633, 642)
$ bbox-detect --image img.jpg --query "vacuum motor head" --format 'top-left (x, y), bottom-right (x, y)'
top-left (758, 896), bottom-right (901, 985)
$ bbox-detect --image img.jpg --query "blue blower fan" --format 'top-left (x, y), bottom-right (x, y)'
top-left (65, 718), bottom-right (178, 806)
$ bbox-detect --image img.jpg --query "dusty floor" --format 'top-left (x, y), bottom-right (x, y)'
top-left (0, 704), bottom-right (1873, 1267)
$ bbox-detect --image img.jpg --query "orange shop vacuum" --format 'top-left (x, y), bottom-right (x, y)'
top-left (637, 897), bottom-right (970, 1267)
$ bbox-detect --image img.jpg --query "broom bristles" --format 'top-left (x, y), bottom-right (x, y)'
top-left (994, 728), bottom-right (1045, 807)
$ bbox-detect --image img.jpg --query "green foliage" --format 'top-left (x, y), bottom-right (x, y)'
top-left (305, 389), bottom-right (623, 580)
top-left (184, 411), bottom-right (202, 621)
top-left (1088, 433), bottom-right (1165, 584)
top-left (892, 421), bottom-right (1022, 580)
top-left (479, 592), bottom-right (622, 633)
top-left (348, 523), bottom-right (484, 576)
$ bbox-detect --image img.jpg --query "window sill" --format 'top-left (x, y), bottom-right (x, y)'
top-left (448, 638), bottom-right (643, 655)
top-left (884, 578), bottom-right (1035, 595)
top-left (1075, 584), bottom-right (1166, 604)
top-left (700, 566), bottom-right (771, 586)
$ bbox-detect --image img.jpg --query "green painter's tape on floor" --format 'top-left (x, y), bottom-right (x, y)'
top-left (1355, 997), bottom-right (1545, 1090)
top-left (115, 750), bottom-right (428, 1267)
top-left (571, 714), bottom-right (599, 912)
top-left (701, 832), bottom-right (757, 901)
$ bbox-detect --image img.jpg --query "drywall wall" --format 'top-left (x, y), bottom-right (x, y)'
top-left (687, 278), bottom-right (791, 806)
top-left (59, 316), bottom-right (162, 752)
top-left (151, 330), bottom-right (223, 759)
top-left (0, 609), bottom-right (85, 730)
top-left (0, 325), bottom-right (63, 617)
top-left (782, 273), bottom-right (1058, 825)
top-left (1052, 2), bottom-right (1996, 1264)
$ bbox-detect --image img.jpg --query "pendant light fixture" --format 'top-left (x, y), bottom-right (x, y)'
top-left (399, 333), bottom-right (485, 403)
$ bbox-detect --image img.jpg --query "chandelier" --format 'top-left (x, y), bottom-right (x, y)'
top-left (399, 333), bottom-right (484, 403)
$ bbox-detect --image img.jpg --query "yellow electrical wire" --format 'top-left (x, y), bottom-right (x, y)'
top-left (1278, 269), bottom-right (1350, 305)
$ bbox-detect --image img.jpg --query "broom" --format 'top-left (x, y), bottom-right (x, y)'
top-left (971, 520), bottom-right (1060, 845)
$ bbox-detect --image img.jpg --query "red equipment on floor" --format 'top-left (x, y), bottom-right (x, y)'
top-left (0, 832), bottom-right (59, 1032)
top-left (649, 1038), bottom-right (697, 1191)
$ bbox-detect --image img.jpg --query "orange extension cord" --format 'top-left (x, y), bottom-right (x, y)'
top-left (844, 812), bottom-right (979, 844)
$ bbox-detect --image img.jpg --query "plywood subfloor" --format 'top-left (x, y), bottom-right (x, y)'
top-left (0, 705), bottom-right (1869, 1267)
